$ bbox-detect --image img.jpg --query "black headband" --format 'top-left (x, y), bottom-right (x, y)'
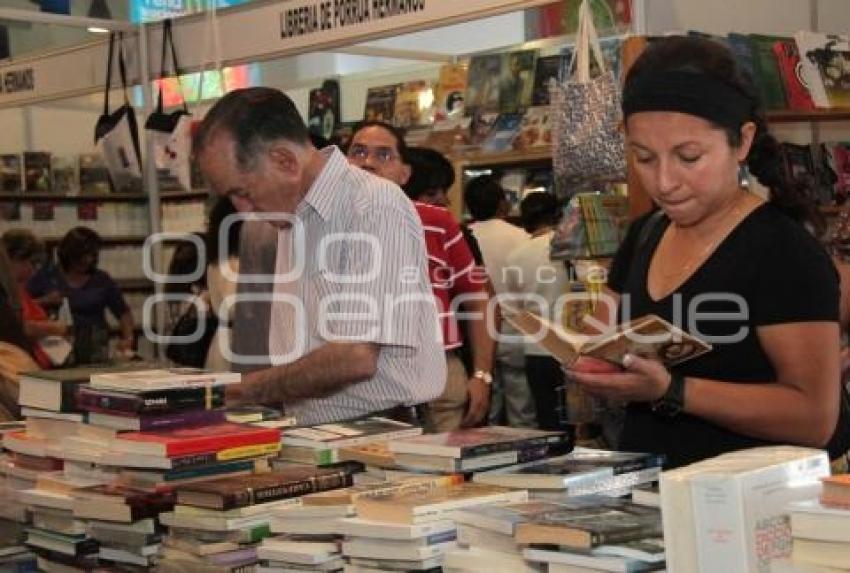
top-left (622, 70), bottom-right (755, 130)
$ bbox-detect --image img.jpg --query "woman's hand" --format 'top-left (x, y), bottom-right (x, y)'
top-left (565, 354), bottom-right (672, 403)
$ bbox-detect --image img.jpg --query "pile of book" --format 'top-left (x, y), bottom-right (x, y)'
top-left (159, 467), bottom-right (353, 572)
top-left (3, 364), bottom-right (294, 571)
top-left (784, 474), bottom-right (850, 572)
top-left (0, 421), bottom-right (35, 572)
top-left (661, 446), bottom-right (830, 573)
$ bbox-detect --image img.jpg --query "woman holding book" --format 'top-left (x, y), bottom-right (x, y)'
top-left (567, 36), bottom-right (842, 469)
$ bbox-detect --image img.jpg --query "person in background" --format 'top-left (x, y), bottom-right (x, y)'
top-left (0, 242), bottom-right (33, 356)
top-left (2, 230), bottom-right (70, 369)
top-left (465, 175), bottom-right (536, 428)
top-left (205, 197), bottom-right (242, 371)
top-left (194, 88), bottom-right (444, 425)
top-left (506, 192), bottom-right (571, 430)
top-left (28, 227), bottom-right (134, 362)
top-left (568, 36), bottom-right (841, 468)
top-left (347, 122), bottom-right (496, 431)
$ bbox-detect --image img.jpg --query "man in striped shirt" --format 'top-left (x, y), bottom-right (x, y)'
top-left (347, 122), bottom-right (496, 431)
top-left (193, 88), bottom-right (446, 425)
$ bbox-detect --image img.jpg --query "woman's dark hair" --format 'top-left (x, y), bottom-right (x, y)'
top-left (404, 147), bottom-right (455, 200)
top-left (464, 175), bottom-right (506, 221)
top-left (207, 197), bottom-right (242, 262)
top-left (520, 192), bottom-right (560, 234)
top-left (57, 227), bottom-right (101, 273)
top-left (625, 36), bottom-right (824, 236)
top-left (165, 233), bottom-right (207, 294)
top-left (1, 229), bottom-right (44, 263)
top-left (348, 121), bottom-right (411, 163)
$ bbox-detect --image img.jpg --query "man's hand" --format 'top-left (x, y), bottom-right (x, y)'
top-left (461, 377), bottom-right (490, 427)
top-left (226, 370), bottom-right (265, 406)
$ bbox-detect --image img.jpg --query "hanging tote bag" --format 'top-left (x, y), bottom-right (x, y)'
top-left (550, 0), bottom-right (626, 196)
top-left (145, 19), bottom-right (193, 192)
top-left (94, 32), bottom-right (143, 193)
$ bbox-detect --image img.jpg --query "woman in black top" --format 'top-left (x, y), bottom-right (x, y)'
top-left (568, 36), bottom-right (841, 468)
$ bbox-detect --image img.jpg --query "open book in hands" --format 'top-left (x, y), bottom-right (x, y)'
top-left (505, 308), bottom-right (711, 368)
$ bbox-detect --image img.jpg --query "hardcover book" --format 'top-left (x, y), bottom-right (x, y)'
top-left (795, 32), bottom-right (850, 108)
top-left (748, 34), bottom-right (789, 110)
top-left (71, 484), bottom-right (174, 523)
top-left (472, 448), bottom-right (664, 491)
top-left (499, 50), bottom-right (537, 113)
top-left (514, 500), bottom-right (662, 549)
top-left (504, 308), bottom-right (711, 368)
top-left (111, 422), bottom-right (281, 458)
top-left (773, 39), bottom-right (816, 111)
top-left (465, 54), bottom-right (503, 116)
top-left (0, 154), bottom-right (22, 193)
top-left (531, 55), bottom-right (563, 106)
top-left (175, 467), bottom-right (352, 510)
top-left (363, 84), bottom-right (401, 123)
top-left (387, 426), bottom-right (568, 459)
top-left (434, 63), bottom-right (468, 121)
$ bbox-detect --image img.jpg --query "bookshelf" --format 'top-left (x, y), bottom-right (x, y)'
top-left (0, 193), bottom-right (148, 202)
top-left (767, 109), bottom-right (850, 124)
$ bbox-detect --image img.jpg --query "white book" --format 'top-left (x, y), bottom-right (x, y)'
top-left (273, 504), bottom-right (355, 519)
top-left (456, 524), bottom-right (521, 554)
top-left (448, 547), bottom-right (543, 573)
top-left (19, 488), bottom-right (74, 511)
top-left (87, 518), bottom-right (156, 534)
top-left (789, 499), bottom-right (850, 543)
top-left (342, 539), bottom-right (456, 561)
top-left (257, 539), bottom-right (339, 565)
top-left (347, 556), bottom-right (445, 571)
top-left (160, 510), bottom-right (271, 532)
top-left (661, 446), bottom-right (829, 573)
top-left (90, 368), bottom-right (240, 391)
top-left (175, 497), bottom-right (301, 519)
top-left (523, 547), bottom-right (654, 573)
top-left (270, 516), bottom-right (343, 535)
top-left (337, 517), bottom-right (455, 540)
top-left (259, 558), bottom-right (345, 572)
top-left (20, 408), bottom-right (85, 424)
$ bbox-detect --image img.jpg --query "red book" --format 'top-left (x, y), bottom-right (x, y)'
top-left (112, 422), bottom-right (280, 458)
top-left (773, 39), bottom-right (816, 111)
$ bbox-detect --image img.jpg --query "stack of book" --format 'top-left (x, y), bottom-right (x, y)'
top-left (385, 426), bottom-right (569, 475)
top-left (274, 417), bottom-right (422, 467)
top-left (784, 475), bottom-right (850, 572)
top-left (0, 421), bottom-right (35, 572)
top-left (159, 467), bottom-right (352, 572)
top-left (472, 448), bottom-right (664, 499)
top-left (661, 446), bottom-right (830, 573)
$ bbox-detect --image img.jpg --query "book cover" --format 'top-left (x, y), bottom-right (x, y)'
top-left (531, 55), bottom-right (563, 106)
top-left (434, 63), bottom-right (468, 121)
top-left (51, 156), bottom-right (78, 195)
top-left (499, 50), bottom-right (537, 114)
top-left (773, 39), bottom-right (816, 111)
top-left (795, 32), bottom-right (850, 108)
top-left (307, 79), bottom-right (340, 141)
top-left (90, 368), bottom-right (240, 392)
top-left (23, 151), bottom-right (52, 193)
top-left (452, 500), bottom-right (578, 535)
top-left (748, 34), bottom-right (789, 110)
top-left (396, 444), bottom-right (551, 473)
top-left (727, 33), bottom-right (758, 84)
top-left (175, 467), bottom-right (351, 510)
top-left (514, 106), bottom-right (552, 149)
top-left (481, 113), bottom-right (524, 153)
top-left (514, 500), bottom-right (661, 549)
top-left (111, 422), bottom-right (281, 458)
top-left (466, 54), bottom-right (503, 116)
top-left (473, 448), bottom-right (665, 490)
top-left (87, 408), bottom-right (227, 432)
top-left (505, 309), bottom-right (711, 368)
top-left (76, 385), bottom-right (226, 415)
top-left (78, 153), bottom-right (111, 194)
top-left (301, 474), bottom-right (463, 507)
top-left (394, 80), bottom-right (435, 128)
top-left (0, 154), bottom-right (22, 193)
top-left (364, 84), bottom-right (401, 123)
top-left (388, 426), bottom-right (568, 459)
top-left (282, 416), bottom-right (422, 449)
top-left (354, 482), bottom-right (528, 524)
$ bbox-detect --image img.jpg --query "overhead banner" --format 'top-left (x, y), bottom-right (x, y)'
top-left (0, 0), bottom-right (554, 108)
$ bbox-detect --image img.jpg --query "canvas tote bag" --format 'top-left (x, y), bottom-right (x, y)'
top-left (94, 32), bottom-right (143, 193)
top-left (550, 0), bottom-right (626, 193)
top-left (145, 19), bottom-right (193, 192)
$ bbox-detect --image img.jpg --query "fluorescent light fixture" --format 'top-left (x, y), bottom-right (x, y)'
top-left (86, 26), bottom-right (109, 33)
top-left (87, 0), bottom-right (111, 32)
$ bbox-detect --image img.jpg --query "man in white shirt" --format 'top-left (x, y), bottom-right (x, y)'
top-left (465, 175), bottom-right (536, 427)
top-left (193, 88), bottom-right (445, 425)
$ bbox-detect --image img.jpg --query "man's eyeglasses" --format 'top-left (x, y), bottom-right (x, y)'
top-left (347, 144), bottom-right (399, 164)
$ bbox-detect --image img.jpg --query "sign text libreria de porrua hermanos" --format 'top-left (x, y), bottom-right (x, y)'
top-left (281, 0), bottom-right (426, 39)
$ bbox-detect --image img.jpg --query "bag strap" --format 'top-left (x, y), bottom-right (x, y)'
top-left (567, 0), bottom-right (612, 82)
top-left (116, 32), bottom-right (131, 106)
top-left (156, 19), bottom-right (188, 113)
top-left (103, 32), bottom-right (116, 115)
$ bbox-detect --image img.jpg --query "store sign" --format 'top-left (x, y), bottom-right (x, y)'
top-left (129, 0), bottom-right (251, 23)
top-left (0, 67), bottom-right (35, 95)
top-left (280, 0), bottom-right (426, 39)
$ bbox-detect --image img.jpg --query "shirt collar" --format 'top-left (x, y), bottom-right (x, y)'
top-left (299, 146), bottom-right (348, 222)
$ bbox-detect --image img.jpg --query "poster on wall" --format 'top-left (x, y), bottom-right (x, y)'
top-left (308, 79), bottom-right (341, 142)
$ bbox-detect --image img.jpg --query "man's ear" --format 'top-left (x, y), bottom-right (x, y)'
top-left (399, 163), bottom-right (412, 187)
top-left (266, 142), bottom-right (301, 176)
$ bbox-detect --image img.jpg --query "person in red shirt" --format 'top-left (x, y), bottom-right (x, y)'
top-left (346, 121), bottom-right (496, 431)
top-left (2, 230), bottom-right (70, 369)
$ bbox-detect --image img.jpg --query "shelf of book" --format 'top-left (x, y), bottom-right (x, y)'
top-left (451, 147), bottom-right (553, 169)
top-left (160, 190), bottom-right (210, 201)
top-left (767, 109), bottom-right (850, 124)
top-left (0, 192), bottom-right (148, 202)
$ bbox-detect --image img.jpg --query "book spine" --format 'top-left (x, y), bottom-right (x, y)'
top-left (168, 428), bottom-right (281, 457)
top-left (139, 409), bottom-right (227, 431)
top-left (610, 454), bottom-right (666, 475)
top-left (459, 435), bottom-right (563, 458)
top-left (61, 382), bottom-right (86, 413)
top-left (163, 459), bottom-right (255, 482)
top-left (589, 525), bottom-right (659, 548)
top-left (170, 451), bottom-right (219, 469)
top-left (221, 471), bottom-right (352, 510)
top-left (77, 386), bottom-right (225, 415)
top-left (216, 442), bottom-right (281, 461)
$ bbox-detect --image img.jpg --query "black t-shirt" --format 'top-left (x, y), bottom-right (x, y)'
top-left (608, 203), bottom-right (839, 468)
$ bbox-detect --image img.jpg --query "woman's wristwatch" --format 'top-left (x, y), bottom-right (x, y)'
top-left (472, 370), bottom-right (493, 385)
top-left (651, 371), bottom-right (686, 418)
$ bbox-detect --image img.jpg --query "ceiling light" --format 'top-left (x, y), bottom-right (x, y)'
top-left (87, 0), bottom-right (111, 34)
